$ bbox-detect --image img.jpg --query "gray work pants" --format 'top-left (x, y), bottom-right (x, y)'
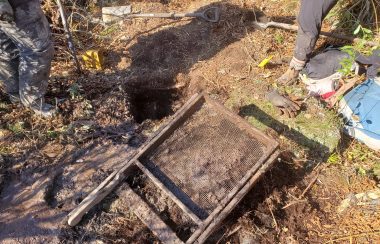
top-left (292, 0), bottom-right (338, 65)
top-left (0, 0), bottom-right (53, 106)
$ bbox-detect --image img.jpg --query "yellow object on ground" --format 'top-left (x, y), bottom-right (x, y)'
top-left (82, 50), bottom-right (104, 70)
top-left (258, 55), bottom-right (273, 68)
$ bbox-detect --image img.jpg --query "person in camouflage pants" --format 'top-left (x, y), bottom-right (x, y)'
top-left (0, 0), bottom-right (54, 117)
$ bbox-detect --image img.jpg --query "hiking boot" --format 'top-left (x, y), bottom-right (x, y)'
top-left (277, 68), bottom-right (300, 85)
top-left (29, 100), bottom-right (56, 118)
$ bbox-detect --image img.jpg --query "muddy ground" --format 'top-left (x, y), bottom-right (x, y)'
top-left (1, 0), bottom-right (380, 243)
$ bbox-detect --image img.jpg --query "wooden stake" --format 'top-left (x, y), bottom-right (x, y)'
top-left (56, 0), bottom-right (81, 73)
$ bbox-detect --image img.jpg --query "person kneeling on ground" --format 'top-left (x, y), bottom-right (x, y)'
top-left (0, 0), bottom-right (55, 117)
top-left (266, 0), bottom-right (339, 117)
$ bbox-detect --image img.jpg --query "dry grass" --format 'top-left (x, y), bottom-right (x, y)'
top-left (329, 0), bottom-right (380, 34)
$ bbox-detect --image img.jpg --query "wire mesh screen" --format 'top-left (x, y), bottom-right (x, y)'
top-left (141, 103), bottom-right (266, 215)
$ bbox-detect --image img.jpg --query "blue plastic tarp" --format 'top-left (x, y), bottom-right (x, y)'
top-left (339, 78), bottom-right (380, 151)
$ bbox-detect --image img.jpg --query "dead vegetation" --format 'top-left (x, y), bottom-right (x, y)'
top-left (329, 0), bottom-right (380, 32)
top-left (0, 0), bottom-right (380, 243)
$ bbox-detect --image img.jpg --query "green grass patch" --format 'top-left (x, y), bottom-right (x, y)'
top-left (224, 87), bottom-right (341, 153)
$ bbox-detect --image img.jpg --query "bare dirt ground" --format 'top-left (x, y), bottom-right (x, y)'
top-left (1, 0), bottom-right (379, 243)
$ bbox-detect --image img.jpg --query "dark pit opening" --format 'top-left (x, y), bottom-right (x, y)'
top-left (128, 89), bottom-right (180, 123)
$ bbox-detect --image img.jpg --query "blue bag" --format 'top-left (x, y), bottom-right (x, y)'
top-left (339, 78), bottom-right (380, 151)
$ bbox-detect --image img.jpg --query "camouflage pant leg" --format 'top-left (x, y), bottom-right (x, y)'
top-left (0, 0), bottom-right (53, 106)
top-left (0, 29), bottom-right (19, 95)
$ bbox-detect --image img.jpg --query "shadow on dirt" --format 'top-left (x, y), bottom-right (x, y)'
top-left (239, 103), bottom-right (331, 156)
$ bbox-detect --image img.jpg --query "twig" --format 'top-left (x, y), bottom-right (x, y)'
top-left (226, 225), bottom-right (242, 238)
top-left (298, 173), bottom-right (320, 199)
top-left (267, 203), bottom-right (279, 232)
top-left (282, 199), bottom-right (307, 209)
top-left (243, 45), bottom-right (256, 62)
top-left (347, 0), bottom-right (362, 12)
top-left (371, 0), bottom-right (379, 32)
top-left (56, 0), bottom-right (82, 73)
top-left (283, 163), bottom-right (323, 209)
